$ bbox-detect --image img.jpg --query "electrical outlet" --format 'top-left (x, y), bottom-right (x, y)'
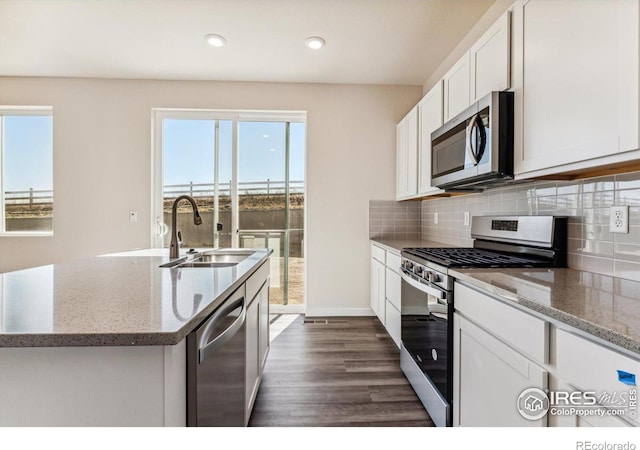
top-left (434, 212), bottom-right (439, 224)
top-left (129, 210), bottom-right (138, 223)
top-left (464, 211), bottom-right (470, 227)
top-left (609, 206), bottom-right (629, 233)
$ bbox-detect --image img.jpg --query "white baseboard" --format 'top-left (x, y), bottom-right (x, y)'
top-left (304, 307), bottom-right (375, 317)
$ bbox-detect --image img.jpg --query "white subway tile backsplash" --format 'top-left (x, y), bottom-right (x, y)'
top-left (418, 171), bottom-right (640, 282)
top-left (613, 242), bottom-right (640, 264)
top-left (369, 171), bottom-right (640, 282)
top-left (583, 176), bottom-right (615, 193)
top-left (582, 255), bottom-right (615, 277)
top-left (369, 200), bottom-right (421, 240)
top-left (614, 259), bottom-right (640, 280)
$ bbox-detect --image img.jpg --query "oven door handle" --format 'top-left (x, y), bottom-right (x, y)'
top-left (401, 271), bottom-right (448, 302)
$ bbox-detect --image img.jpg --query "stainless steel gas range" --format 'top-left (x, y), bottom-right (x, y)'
top-left (399, 215), bottom-right (567, 427)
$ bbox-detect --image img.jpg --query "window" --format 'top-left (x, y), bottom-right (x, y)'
top-left (0, 107), bottom-right (53, 235)
top-left (153, 110), bottom-right (306, 312)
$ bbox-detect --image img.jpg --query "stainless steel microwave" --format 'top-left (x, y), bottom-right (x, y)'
top-left (431, 91), bottom-right (514, 191)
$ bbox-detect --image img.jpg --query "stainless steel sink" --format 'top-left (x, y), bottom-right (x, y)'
top-left (192, 250), bottom-right (254, 264)
top-left (178, 261), bottom-right (239, 268)
top-left (160, 249), bottom-right (256, 269)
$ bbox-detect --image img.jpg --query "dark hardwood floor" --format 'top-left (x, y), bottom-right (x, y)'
top-left (248, 316), bottom-right (434, 427)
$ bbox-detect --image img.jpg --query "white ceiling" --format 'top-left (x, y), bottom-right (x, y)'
top-left (0, 0), bottom-right (494, 85)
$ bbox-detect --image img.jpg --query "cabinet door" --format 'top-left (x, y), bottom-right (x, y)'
top-left (371, 258), bottom-right (380, 316)
top-left (371, 257), bottom-right (386, 324)
top-left (245, 297), bottom-right (260, 419)
top-left (376, 260), bottom-right (386, 325)
top-left (396, 119), bottom-right (407, 200)
top-left (385, 301), bottom-right (401, 349)
top-left (443, 54), bottom-right (471, 121)
top-left (258, 280), bottom-right (269, 371)
top-left (453, 314), bottom-right (547, 427)
top-left (385, 267), bottom-right (401, 311)
top-left (396, 108), bottom-right (418, 200)
top-left (417, 81), bottom-right (444, 196)
top-left (516, 0), bottom-right (639, 175)
top-left (470, 11), bottom-right (511, 103)
top-left (547, 377), bottom-right (632, 428)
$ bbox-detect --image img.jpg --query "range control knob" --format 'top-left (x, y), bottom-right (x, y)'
top-left (414, 265), bottom-right (423, 277)
top-left (405, 261), bottom-right (414, 271)
top-left (428, 271), bottom-right (441, 283)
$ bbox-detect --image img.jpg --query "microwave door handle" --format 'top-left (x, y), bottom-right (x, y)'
top-left (466, 114), bottom-right (480, 165)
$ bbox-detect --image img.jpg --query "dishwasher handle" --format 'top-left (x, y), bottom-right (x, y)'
top-left (198, 294), bottom-right (246, 364)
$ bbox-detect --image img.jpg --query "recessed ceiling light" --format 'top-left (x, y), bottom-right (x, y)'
top-left (305, 36), bottom-right (325, 50)
top-left (262, 134), bottom-right (269, 138)
top-left (205, 34), bottom-right (226, 47)
top-left (269, 148), bottom-right (276, 152)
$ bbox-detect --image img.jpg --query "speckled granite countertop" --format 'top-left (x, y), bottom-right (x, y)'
top-left (0, 249), bottom-right (271, 347)
top-left (370, 237), bottom-right (455, 255)
top-left (451, 268), bottom-right (640, 355)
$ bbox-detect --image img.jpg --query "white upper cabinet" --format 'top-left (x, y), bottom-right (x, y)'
top-left (515, 0), bottom-right (639, 176)
top-left (443, 54), bottom-right (471, 121)
top-left (396, 106), bottom-right (418, 200)
top-left (470, 11), bottom-right (511, 103)
top-left (417, 81), bottom-right (444, 196)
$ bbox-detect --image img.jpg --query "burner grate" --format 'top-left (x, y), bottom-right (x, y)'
top-left (404, 247), bottom-right (551, 268)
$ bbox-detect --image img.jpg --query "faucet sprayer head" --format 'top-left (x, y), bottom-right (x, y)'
top-left (194, 210), bottom-right (202, 226)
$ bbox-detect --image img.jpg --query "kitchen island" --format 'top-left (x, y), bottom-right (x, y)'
top-left (0, 248), bottom-right (271, 426)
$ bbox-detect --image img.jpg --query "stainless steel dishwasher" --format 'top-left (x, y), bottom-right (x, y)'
top-left (187, 284), bottom-right (246, 426)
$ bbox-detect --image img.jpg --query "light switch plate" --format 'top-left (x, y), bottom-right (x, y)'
top-left (129, 210), bottom-right (138, 223)
top-left (464, 211), bottom-right (470, 227)
top-left (434, 212), bottom-right (439, 224)
top-left (609, 206), bottom-right (629, 233)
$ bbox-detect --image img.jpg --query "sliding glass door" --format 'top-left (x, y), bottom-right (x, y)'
top-left (154, 110), bottom-right (305, 311)
top-left (237, 121), bottom-right (305, 308)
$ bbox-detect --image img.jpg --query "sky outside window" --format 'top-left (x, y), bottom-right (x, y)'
top-left (3, 116), bottom-right (53, 191)
top-left (163, 119), bottom-right (304, 185)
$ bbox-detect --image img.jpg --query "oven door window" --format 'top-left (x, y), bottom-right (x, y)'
top-left (401, 277), bottom-right (450, 401)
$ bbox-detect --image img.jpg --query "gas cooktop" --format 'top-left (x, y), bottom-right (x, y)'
top-left (402, 247), bottom-right (552, 269)
top-left (401, 215), bottom-right (568, 269)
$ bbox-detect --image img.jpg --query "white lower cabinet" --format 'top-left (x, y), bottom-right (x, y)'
top-left (385, 302), bottom-right (401, 348)
top-left (552, 328), bottom-right (640, 427)
top-left (548, 375), bottom-right (632, 428)
top-left (245, 293), bottom-right (260, 420)
top-left (258, 279), bottom-right (270, 370)
top-left (245, 262), bottom-right (270, 423)
top-left (454, 281), bottom-right (640, 427)
top-left (370, 257), bottom-right (385, 325)
top-left (453, 313), bottom-right (548, 426)
top-left (385, 268), bottom-right (401, 349)
top-left (370, 243), bottom-right (403, 346)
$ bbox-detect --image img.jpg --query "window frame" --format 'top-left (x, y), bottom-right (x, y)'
top-left (0, 106), bottom-right (54, 237)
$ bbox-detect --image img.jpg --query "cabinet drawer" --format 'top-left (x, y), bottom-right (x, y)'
top-left (385, 268), bottom-right (401, 311)
top-left (371, 244), bottom-right (386, 264)
top-left (455, 282), bottom-right (548, 364)
top-left (386, 252), bottom-right (401, 273)
top-left (556, 329), bottom-right (640, 402)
